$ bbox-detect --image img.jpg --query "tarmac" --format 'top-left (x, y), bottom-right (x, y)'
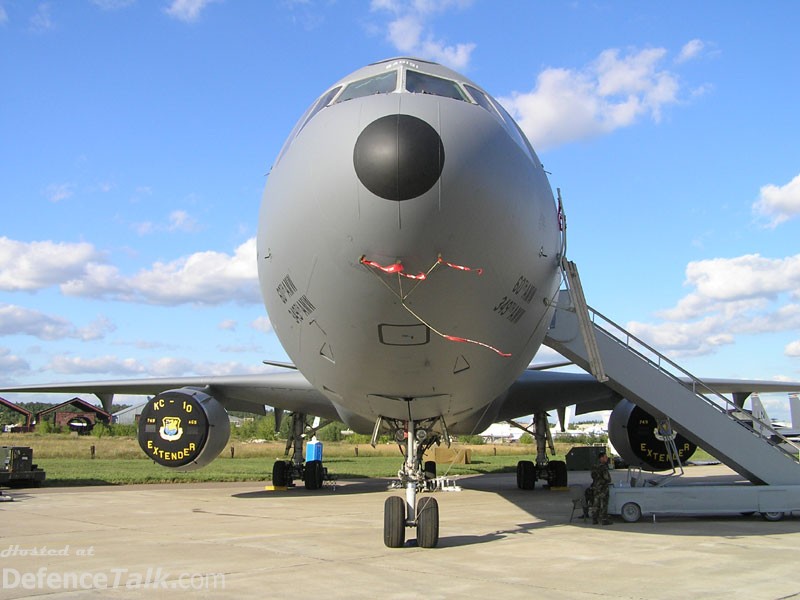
top-left (1, 464), bottom-right (800, 599)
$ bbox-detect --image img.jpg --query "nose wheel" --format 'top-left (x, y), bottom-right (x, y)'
top-left (381, 417), bottom-right (443, 548)
top-left (416, 496), bottom-right (440, 548)
top-left (384, 496), bottom-right (406, 547)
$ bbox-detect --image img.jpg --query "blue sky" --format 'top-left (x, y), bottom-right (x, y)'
top-left (1, 1), bottom-right (799, 419)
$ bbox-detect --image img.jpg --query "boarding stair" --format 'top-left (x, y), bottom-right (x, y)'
top-left (544, 260), bottom-right (800, 486)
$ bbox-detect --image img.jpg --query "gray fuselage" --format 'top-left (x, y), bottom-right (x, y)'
top-left (258, 58), bottom-right (561, 433)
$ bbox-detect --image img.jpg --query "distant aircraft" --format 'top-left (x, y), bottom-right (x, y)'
top-left (4, 58), bottom-right (800, 548)
top-left (750, 393), bottom-right (800, 442)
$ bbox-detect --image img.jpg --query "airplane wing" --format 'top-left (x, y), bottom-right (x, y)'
top-left (497, 370), bottom-right (621, 420)
top-left (0, 371), bottom-right (338, 421)
top-left (493, 371), bottom-right (800, 422)
top-left (3, 369), bottom-right (800, 430)
top-left (687, 378), bottom-right (800, 395)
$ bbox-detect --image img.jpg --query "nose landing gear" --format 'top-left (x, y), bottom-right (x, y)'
top-left (380, 417), bottom-right (446, 548)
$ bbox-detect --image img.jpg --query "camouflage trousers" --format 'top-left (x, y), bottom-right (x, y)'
top-left (591, 486), bottom-right (609, 521)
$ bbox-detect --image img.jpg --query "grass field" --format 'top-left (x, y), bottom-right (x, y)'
top-left (1, 433), bottom-right (563, 486)
top-left (1, 433), bottom-right (716, 487)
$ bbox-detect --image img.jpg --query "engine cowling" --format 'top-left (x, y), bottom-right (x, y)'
top-left (137, 388), bottom-right (230, 471)
top-left (608, 399), bottom-right (697, 471)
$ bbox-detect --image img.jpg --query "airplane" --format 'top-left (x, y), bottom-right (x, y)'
top-left (4, 57), bottom-right (800, 548)
top-left (749, 393), bottom-right (800, 442)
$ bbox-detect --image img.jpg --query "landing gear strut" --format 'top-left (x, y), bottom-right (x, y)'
top-left (379, 416), bottom-right (445, 548)
top-left (271, 411), bottom-right (330, 490)
top-left (514, 411), bottom-right (568, 490)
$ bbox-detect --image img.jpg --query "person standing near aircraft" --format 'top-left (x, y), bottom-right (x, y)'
top-left (591, 451), bottom-right (612, 525)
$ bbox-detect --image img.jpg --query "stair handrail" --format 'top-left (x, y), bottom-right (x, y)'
top-left (585, 304), bottom-right (800, 462)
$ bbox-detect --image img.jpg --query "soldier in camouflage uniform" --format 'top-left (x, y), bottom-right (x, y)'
top-left (590, 450), bottom-right (612, 525)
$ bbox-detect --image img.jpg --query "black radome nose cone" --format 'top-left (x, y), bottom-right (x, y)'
top-left (353, 115), bottom-right (445, 201)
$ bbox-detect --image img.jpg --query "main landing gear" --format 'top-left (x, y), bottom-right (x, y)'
top-left (514, 411), bottom-right (568, 490)
top-left (379, 416), bottom-right (447, 548)
top-left (271, 411), bottom-right (331, 490)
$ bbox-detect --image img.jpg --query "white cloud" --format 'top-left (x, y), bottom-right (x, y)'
top-left (218, 319), bottom-right (237, 331)
top-left (148, 356), bottom-right (195, 376)
top-left (132, 209), bottom-right (202, 235)
top-left (91, 0), bottom-right (135, 9)
top-left (0, 237), bottom-right (102, 292)
top-left (627, 316), bottom-right (735, 357)
top-left (676, 39), bottom-right (705, 63)
top-left (283, 0), bottom-right (326, 30)
top-left (218, 342), bottom-right (261, 353)
top-left (79, 316), bottom-right (117, 341)
top-left (29, 3), bottom-right (55, 32)
top-left (388, 14), bottom-right (422, 51)
top-left (44, 183), bottom-right (74, 203)
top-left (0, 304), bottom-right (115, 341)
top-left (133, 221), bottom-right (155, 236)
top-left (787, 341), bottom-right (800, 357)
top-left (113, 339), bottom-right (176, 350)
top-left (627, 253), bottom-right (800, 357)
top-left (45, 354), bottom-right (265, 377)
top-left (251, 315), bottom-right (272, 334)
top-left (47, 355), bottom-right (146, 375)
top-left (683, 254), bottom-right (800, 303)
top-left (197, 360), bottom-right (266, 376)
top-left (0, 235), bottom-right (259, 306)
top-left (500, 46), bottom-right (684, 151)
top-left (0, 5), bottom-right (8, 25)
top-left (371, 0), bottom-right (475, 70)
top-left (90, 181), bottom-right (115, 194)
top-left (164, 0), bottom-right (216, 22)
top-left (0, 347), bottom-right (30, 374)
top-left (753, 172), bottom-right (800, 227)
top-left (61, 237), bottom-right (260, 306)
top-left (167, 210), bottom-right (201, 232)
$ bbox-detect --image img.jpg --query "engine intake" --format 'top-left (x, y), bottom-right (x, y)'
top-left (608, 399), bottom-right (697, 471)
top-left (137, 388), bottom-right (230, 471)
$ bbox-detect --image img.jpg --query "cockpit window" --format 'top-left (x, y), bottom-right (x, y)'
top-left (274, 86), bottom-right (342, 167)
top-left (336, 71), bottom-right (398, 103)
top-left (464, 85), bottom-right (500, 119)
top-left (493, 100), bottom-right (536, 162)
top-left (405, 70), bottom-right (467, 101)
top-left (304, 86), bottom-right (342, 128)
top-left (464, 84), bottom-right (534, 163)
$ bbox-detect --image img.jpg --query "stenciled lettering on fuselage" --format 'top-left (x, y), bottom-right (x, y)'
top-left (288, 295), bottom-right (316, 323)
top-left (276, 273), bottom-right (317, 324)
top-left (512, 275), bottom-right (537, 303)
top-left (276, 274), bottom-right (298, 304)
top-left (493, 274), bottom-right (538, 325)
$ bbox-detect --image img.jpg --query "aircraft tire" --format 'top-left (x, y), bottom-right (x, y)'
top-left (272, 460), bottom-right (289, 487)
top-left (516, 460), bottom-right (535, 490)
top-left (304, 460), bottom-right (324, 490)
top-left (620, 502), bottom-right (642, 523)
top-left (547, 460), bottom-right (568, 487)
top-left (384, 496), bottom-right (406, 548)
top-left (762, 511), bottom-right (785, 521)
top-left (416, 496), bottom-right (439, 548)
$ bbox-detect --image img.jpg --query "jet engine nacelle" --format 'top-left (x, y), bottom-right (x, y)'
top-left (137, 388), bottom-right (230, 471)
top-left (607, 399), bottom-right (697, 471)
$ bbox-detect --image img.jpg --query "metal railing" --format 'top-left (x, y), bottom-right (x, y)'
top-left (582, 303), bottom-right (800, 463)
